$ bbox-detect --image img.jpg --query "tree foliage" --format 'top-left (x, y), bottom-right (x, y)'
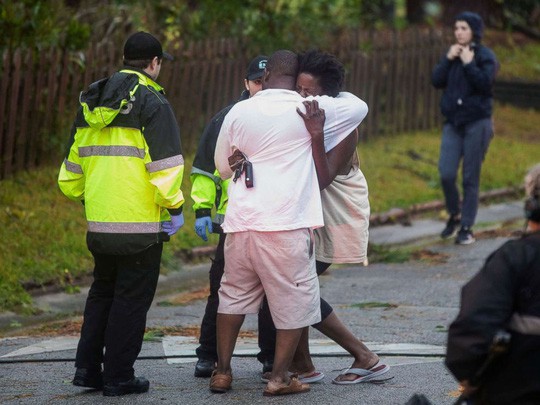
top-left (499, 0), bottom-right (540, 37)
top-left (410, 0), bottom-right (539, 33)
top-left (0, 0), bottom-right (91, 51)
top-left (147, 0), bottom-right (370, 51)
top-left (1, 1), bottom-right (537, 54)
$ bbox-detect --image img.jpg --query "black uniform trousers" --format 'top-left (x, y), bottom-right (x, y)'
top-left (196, 231), bottom-right (276, 363)
top-left (75, 242), bottom-right (162, 383)
top-left (314, 261), bottom-right (335, 326)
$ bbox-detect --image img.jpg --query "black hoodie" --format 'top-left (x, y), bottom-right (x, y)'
top-left (431, 12), bottom-right (499, 128)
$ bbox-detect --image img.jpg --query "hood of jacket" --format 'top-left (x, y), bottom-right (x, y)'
top-left (79, 72), bottom-right (140, 130)
top-left (455, 11), bottom-right (484, 42)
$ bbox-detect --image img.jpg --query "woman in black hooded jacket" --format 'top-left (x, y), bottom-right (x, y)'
top-left (432, 11), bottom-right (498, 245)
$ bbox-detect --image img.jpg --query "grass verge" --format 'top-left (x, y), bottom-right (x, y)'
top-left (0, 103), bottom-right (538, 313)
top-left (361, 103), bottom-right (540, 213)
top-left (485, 29), bottom-right (540, 81)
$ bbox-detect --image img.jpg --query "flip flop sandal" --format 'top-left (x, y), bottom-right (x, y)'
top-left (332, 362), bottom-right (390, 385)
top-left (297, 371), bottom-right (325, 383)
top-left (263, 377), bottom-right (310, 396)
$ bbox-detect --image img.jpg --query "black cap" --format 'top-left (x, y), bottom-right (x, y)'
top-left (246, 55), bottom-right (268, 80)
top-left (123, 31), bottom-right (174, 61)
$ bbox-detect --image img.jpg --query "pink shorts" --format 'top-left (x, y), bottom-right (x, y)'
top-left (217, 229), bottom-right (321, 329)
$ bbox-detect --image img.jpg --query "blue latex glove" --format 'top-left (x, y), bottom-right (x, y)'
top-left (194, 216), bottom-right (213, 241)
top-left (162, 213), bottom-right (184, 236)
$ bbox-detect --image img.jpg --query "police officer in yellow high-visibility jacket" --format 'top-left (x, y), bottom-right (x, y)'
top-left (58, 32), bottom-right (184, 397)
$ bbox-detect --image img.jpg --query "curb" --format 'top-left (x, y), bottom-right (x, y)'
top-left (0, 263), bottom-right (211, 335)
top-left (370, 186), bottom-right (522, 226)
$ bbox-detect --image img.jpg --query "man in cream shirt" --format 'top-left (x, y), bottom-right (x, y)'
top-left (210, 50), bottom-right (368, 397)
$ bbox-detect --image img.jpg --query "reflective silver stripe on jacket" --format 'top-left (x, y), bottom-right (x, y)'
top-left (88, 221), bottom-right (161, 233)
top-left (146, 154), bottom-right (184, 173)
top-left (64, 159), bottom-right (83, 174)
top-left (508, 313), bottom-right (540, 335)
top-left (190, 167), bottom-right (221, 184)
top-left (79, 145), bottom-right (145, 158)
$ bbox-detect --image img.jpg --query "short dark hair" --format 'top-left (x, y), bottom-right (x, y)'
top-left (123, 58), bottom-right (161, 69)
top-left (298, 50), bottom-right (345, 97)
top-left (266, 50), bottom-right (298, 78)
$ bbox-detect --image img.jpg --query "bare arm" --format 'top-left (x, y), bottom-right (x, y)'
top-left (297, 100), bottom-right (331, 189)
top-left (326, 129), bottom-right (358, 178)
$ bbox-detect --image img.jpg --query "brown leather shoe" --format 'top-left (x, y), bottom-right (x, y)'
top-left (263, 376), bottom-right (310, 396)
top-left (209, 371), bottom-right (232, 393)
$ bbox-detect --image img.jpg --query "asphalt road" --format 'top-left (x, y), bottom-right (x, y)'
top-left (0, 201), bottom-right (524, 404)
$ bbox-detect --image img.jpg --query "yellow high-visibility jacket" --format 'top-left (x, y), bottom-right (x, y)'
top-left (58, 68), bottom-right (184, 255)
top-left (190, 91), bottom-right (249, 227)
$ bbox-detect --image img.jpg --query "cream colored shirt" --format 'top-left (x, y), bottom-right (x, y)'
top-left (315, 154), bottom-right (370, 264)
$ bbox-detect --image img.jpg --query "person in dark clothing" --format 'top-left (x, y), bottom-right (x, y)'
top-left (58, 32), bottom-right (184, 396)
top-left (431, 11), bottom-right (498, 245)
top-left (446, 163), bottom-right (540, 404)
top-left (190, 55), bottom-right (275, 378)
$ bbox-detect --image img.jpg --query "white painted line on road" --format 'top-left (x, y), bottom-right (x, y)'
top-left (1, 336), bottom-right (446, 364)
top-left (162, 337), bottom-right (446, 364)
top-left (162, 336), bottom-right (198, 364)
top-left (379, 356), bottom-right (443, 367)
top-left (0, 337), bottom-right (79, 358)
top-left (367, 342), bottom-right (445, 355)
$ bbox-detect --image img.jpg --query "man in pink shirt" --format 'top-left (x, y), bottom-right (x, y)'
top-left (210, 50), bottom-right (367, 396)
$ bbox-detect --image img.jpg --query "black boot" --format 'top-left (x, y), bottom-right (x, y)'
top-left (261, 359), bottom-right (273, 374)
top-left (72, 368), bottom-right (103, 390)
top-left (195, 359), bottom-right (216, 378)
top-left (103, 376), bottom-right (149, 397)
top-left (441, 215), bottom-right (460, 239)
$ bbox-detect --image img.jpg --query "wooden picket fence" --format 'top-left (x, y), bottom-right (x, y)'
top-left (0, 27), bottom-right (450, 179)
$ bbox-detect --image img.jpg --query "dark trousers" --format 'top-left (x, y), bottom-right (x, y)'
top-left (313, 260), bottom-right (334, 326)
top-left (438, 119), bottom-right (493, 227)
top-left (196, 232), bottom-right (276, 363)
top-left (75, 243), bottom-right (162, 383)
